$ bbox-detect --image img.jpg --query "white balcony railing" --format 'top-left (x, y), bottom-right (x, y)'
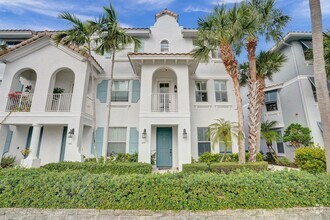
top-left (6, 92), bottom-right (33, 112)
top-left (151, 93), bottom-right (177, 112)
top-left (46, 93), bottom-right (72, 112)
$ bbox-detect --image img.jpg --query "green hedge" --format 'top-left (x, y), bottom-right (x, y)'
top-left (295, 147), bottom-right (326, 174)
top-left (41, 162), bottom-right (152, 175)
top-left (0, 169), bottom-right (329, 210)
top-left (198, 152), bottom-right (263, 163)
top-left (182, 162), bottom-right (268, 173)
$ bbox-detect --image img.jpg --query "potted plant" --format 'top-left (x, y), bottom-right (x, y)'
top-left (21, 148), bottom-right (31, 159)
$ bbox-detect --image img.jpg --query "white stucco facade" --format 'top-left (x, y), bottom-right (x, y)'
top-left (0, 10), bottom-right (238, 170)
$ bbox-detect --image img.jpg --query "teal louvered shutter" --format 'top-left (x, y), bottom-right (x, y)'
top-left (37, 127), bottom-right (44, 158)
top-left (25, 127), bottom-right (33, 149)
top-left (3, 130), bottom-right (13, 155)
top-left (96, 80), bottom-right (108, 103)
top-left (129, 127), bottom-right (139, 154)
top-left (131, 80), bottom-right (141, 103)
top-left (91, 127), bottom-right (103, 156)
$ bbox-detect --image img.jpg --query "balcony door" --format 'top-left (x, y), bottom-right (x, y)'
top-left (158, 82), bottom-right (170, 112)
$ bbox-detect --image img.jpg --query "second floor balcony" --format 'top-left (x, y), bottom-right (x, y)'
top-left (151, 93), bottom-right (177, 112)
top-left (6, 92), bottom-right (33, 112)
top-left (45, 93), bottom-right (73, 112)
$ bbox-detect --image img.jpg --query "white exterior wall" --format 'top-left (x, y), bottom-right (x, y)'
top-left (0, 11), bottom-right (238, 169)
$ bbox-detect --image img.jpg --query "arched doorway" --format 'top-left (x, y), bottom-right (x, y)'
top-left (46, 68), bottom-right (75, 112)
top-left (7, 68), bottom-right (37, 112)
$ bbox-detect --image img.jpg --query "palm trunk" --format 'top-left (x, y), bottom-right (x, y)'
top-left (220, 42), bottom-right (245, 164)
top-left (103, 47), bottom-right (116, 162)
top-left (246, 38), bottom-right (259, 162)
top-left (266, 143), bottom-right (278, 162)
top-left (89, 49), bottom-right (98, 163)
top-left (256, 79), bottom-right (266, 154)
top-left (309, 0), bottom-right (330, 172)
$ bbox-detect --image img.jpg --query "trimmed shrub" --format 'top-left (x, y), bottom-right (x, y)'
top-left (84, 153), bottom-right (138, 163)
top-left (0, 169), bottom-right (330, 210)
top-left (198, 152), bottom-right (263, 163)
top-left (1, 156), bottom-right (16, 168)
top-left (183, 162), bottom-right (268, 173)
top-left (41, 162), bottom-right (152, 175)
top-left (182, 163), bottom-right (209, 172)
top-left (210, 162), bottom-right (268, 173)
top-left (198, 152), bottom-right (222, 163)
top-left (295, 147), bottom-right (326, 174)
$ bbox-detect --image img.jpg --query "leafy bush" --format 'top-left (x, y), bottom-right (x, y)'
top-left (276, 157), bottom-right (295, 167)
top-left (198, 152), bottom-right (263, 163)
top-left (283, 123), bottom-right (313, 147)
top-left (0, 169), bottom-right (329, 210)
top-left (84, 153), bottom-right (138, 163)
top-left (183, 162), bottom-right (268, 173)
top-left (42, 162), bottom-right (152, 175)
top-left (0, 156), bottom-right (16, 168)
top-left (295, 147), bottom-right (326, 174)
top-left (198, 152), bottom-right (222, 163)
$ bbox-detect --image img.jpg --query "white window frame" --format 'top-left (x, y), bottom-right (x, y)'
top-left (214, 80), bottom-right (228, 102)
top-left (265, 90), bottom-right (278, 112)
top-left (160, 40), bottom-right (169, 52)
top-left (108, 127), bottom-right (127, 155)
top-left (197, 127), bottom-right (211, 156)
top-left (195, 81), bottom-right (208, 102)
top-left (112, 80), bottom-right (130, 102)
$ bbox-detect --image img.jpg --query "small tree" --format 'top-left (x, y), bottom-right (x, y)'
top-left (283, 123), bottom-right (313, 148)
top-left (260, 120), bottom-right (280, 161)
top-left (208, 119), bottom-right (240, 162)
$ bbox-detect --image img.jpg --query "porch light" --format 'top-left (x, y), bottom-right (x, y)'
top-left (68, 128), bottom-right (75, 138)
top-left (183, 129), bottom-right (187, 138)
top-left (174, 85), bottom-right (177, 93)
top-left (142, 129), bottom-right (147, 139)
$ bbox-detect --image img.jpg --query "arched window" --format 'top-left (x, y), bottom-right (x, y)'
top-left (160, 40), bottom-right (169, 52)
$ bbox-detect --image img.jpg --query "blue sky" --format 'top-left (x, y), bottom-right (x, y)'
top-left (1, 0), bottom-right (330, 62)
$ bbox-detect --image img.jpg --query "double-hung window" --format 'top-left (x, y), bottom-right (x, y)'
top-left (197, 127), bottom-right (211, 156)
top-left (214, 80), bottom-right (228, 102)
top-left (160, 40), bottom-right (169, 52)
top-left (112, 80), bottom-right (129, 102)
top-left (275, 130), bottom-right (285, 154)
top-left (265, 90), bottom-right (278, 111)
top-left (108, 127), bottom-right (127, 155)
top-left (195, 81), bottom-right (208, 102)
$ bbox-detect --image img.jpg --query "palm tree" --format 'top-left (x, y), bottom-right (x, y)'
top-left (309, 0), bottom-right (330, 172)
top-left (240, 51), bottom-right (287, 153)
top-left (55, 13), bottom-right (99, 162)
top-left (260, 120), bottom-right (279, 162)
top-left (243, 0), bottom-right (289, 162)
top-left (91, 4), bottom-right (141, 161)
top-left (193, 4), bottom-right (248, 164)
top-left (208, 119), bottom-right (240, 163)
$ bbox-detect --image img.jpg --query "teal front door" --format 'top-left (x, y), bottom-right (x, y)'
top-left (156, 127), bottom-right (172, 168)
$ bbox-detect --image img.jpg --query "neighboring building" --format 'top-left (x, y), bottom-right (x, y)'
top-left (258, 32), bottom-right (329, 160)
top-left (0, 9), bottom-right (238, 170)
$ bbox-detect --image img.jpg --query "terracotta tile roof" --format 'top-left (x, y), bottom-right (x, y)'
top-left (155, 9), bottom-right (178, 21)
top-left (0, 31), bottom-right (103, 70)
top-left (128, 52), bottom-right (192, 56)
top-left (0, 29), bottom-right (33, 32)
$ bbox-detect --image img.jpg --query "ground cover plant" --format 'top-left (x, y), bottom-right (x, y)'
top-left (0, 169), bottom-right (329, 210)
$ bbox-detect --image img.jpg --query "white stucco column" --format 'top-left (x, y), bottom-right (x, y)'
top-left (22, 124), bottom-right (42, 168)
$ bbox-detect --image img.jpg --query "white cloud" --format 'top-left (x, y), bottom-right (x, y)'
top-left (291, 0), bottom-right (330, 17)
top-left (183, 6), bottom-right (212, 13)
top-left (0, 0), bottom-right (97, 21)
top-left (135, 0), bottom-right (175, 9)
top-left (212, 0), bottom-right (244, 5)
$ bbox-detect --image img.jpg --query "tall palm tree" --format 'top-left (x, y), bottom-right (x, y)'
top-left (91, 4), bottom-right (141, 161)
top-left (243, 0), bottom-right (289, 162)
top-left (208, 119), bottom-right (240, 163)
top-left (55, 13), bottom-right (99, 162)
top-left (240, 51), bottom-right (287, 153)
top-left (260, 120), bottom-right (279, 161)
top-left (192, 4), bottom-right (248, 164)
top-left (309, 0), bottom-right (330, 172)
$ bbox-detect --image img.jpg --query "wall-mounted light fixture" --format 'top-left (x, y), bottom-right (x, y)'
top-left (183, 129), bottom-right (187, 139)
top-left (174, 85), bottom-right (177, 93)
top-left (142, 129), bottom-right (147, 139)
top-left (68, 128), bottom-right (75, 138)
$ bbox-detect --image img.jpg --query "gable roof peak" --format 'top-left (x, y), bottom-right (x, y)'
top-left (155, 9), bottom-right (178, 21)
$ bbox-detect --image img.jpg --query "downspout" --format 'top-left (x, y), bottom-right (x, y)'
top-left (284, 42), bottom-right (311, 128)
